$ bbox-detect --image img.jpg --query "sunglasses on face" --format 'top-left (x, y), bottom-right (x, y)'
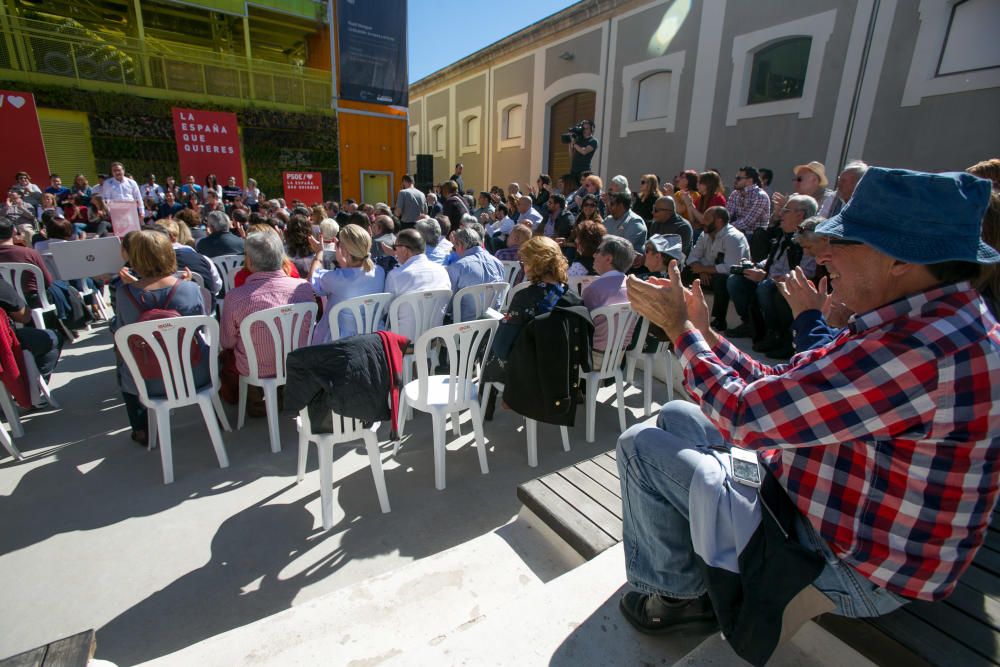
top-left (582, 202), bottom-right (596, 207)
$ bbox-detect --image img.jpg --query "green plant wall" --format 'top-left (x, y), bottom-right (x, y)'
top-left (0, 80), bottom-right (339, 200)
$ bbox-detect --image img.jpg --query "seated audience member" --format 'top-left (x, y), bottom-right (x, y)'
top-left (647, 196), bottom-right (693, 259)
top-left (495, 224), bottom-right (532, 262)
top-left (45, 174), bottom-right (71, 206)
top-left (726, 195), bottom-right (818, 357)
top-left (685, 206), bottom-right (750, 332)
top-left (604, 191), bottom-right (647, 253)
top-left (372, 214), bottom-right (397, 250)
top-left (574, 194), bottom-right (604, 228)
top-left (485, 202), bottom-right (515, 239)
top-left (680, 170), bottom-right (726, 231)
top-left (968, 158), bottom-right (1000, 191)
top-left (726, 166), bottom-right (771, 241)
top-left (516, 195), bottom-right (543, 230)
top-left (155, 219), bottom-right (222, 293)
top-left (284, 213), bottom-right (315, 277)
top-left (833, 160), bottom-right (868, 211)
top-left (318, 217), bottom-right (340, 270)
top-left (568, 220), bottom-right (607, 277)
top-left (34, 212), bottom-right (75, 252)
top-left (418, 217), bottom-right (452, 265)
top-left (772, 161), bottom-right (835, 224)
top-left (633, 174), bottom-right (660, 222)
top-left (616, 168), bottom-right (1000, 665)
top-left (309, 224), bottom-right (386, 344)
top-left (86, 194), bottom-right (112, 236)
top-left (473, 192), bottom-right (495, 223)
top-left (535, 193), bottom-right (573, 241)
top-left (178, 208), bottom-right (208, 243)
top-left (582, 235), bottom-right (637, 356)
top-left (232, 224), bottom-right (300, 288)
top-left (426, 192), bottom-right (442, 218)
top-left (384, 228), bottom-right (451, 338)
top-left (641, 234), bottom-right (685, 280)
top-left (4, 190), bottom-right (37, 227)
top-left (219, 232), bottom-right (315, 408)
top-left (0, 276), bottom-right (61, 382)
top-left (196, 210), bottom-right (245, 258)
top-left (0, 219), bottom-right (53, 301)
top-left (447, 226), bottom-right (506, 322)
top-left (112, 229), bottom-right (208, 445)
top-left (63, 194), bottom-right (89, 230)
top-left (572, 174), bottom-right (605, 217)
top-left (672, 170), bottom-right (700, 221)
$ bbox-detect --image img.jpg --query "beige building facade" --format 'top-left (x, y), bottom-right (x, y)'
top-left (408, 0), bottom-right (1000, 194)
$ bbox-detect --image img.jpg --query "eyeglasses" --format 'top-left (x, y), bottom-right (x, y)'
top-left (640, 180), bottom-right (647, 184)
top-left (392, 244), bottom-right (413, 250)
top-left (582, 202), bottom-right (597, 207)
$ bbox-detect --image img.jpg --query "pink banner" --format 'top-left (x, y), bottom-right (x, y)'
top-left (283, 171), bottom-right (323, 206)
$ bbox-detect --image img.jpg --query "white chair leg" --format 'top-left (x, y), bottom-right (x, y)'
top-left (263, 383), bottom-right (281, 453)
top-left (560, 426), bottom-right (570, 452)
top-left (585, 375), bottom-right (598, 443)
top-left (199, 396), bottom-right (229, 470)
top-left (394, 392), bottom-right (408, 456)
top-left (212, 392), bottom-right (232, 432)
top-left (296, 416), bottom-right (309, 482)
top-left (0, 389), bottom-right (24, 438)
top-left (147, 406), bottom-right (158, 451)
top-left (317, 440), bottom-right (334, 530)
top-left (625, 354), bottom-right (637, 384)
top-left (451, 410), bottom-right (461, 437)
top-left (431, 410), bottom-right (446, 490)
top-left (615, 372), bottom-right (627, 433)
top-left (643, 357), bottom-right (653, 418)
top-left (36, 373), bottom-right (58, 408)
top-left (401, 357), bottom-right (413, 419)
top-left (155, 406), bottom-right (173, 484)
top-left (363, 430), bottom-right (391, 513)
top-left (0, 420), bottom-right (21, 460)
top-left (236, 378), bottom-right (248, 430)
top-left (468, 401), bottom-right (488, 475)
top-left (524, 417), bottom-right (538, 468)
top-left (30, 309), bottom-right (45, 330)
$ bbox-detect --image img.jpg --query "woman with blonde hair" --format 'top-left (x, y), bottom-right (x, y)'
top-left (308, 223), bottom-right (386, 344)
top-left (632, 174), bottom-right (660, 222)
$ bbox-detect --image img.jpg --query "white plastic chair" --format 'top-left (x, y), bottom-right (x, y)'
top-left (568, 275), bottom-right (598, 297)
top-left (388, 289), bottom-right (453, 407)
top-left (625, 317), bottom-right (675, 418)
top-left (327, 292), bottom-right (393, 341)
top-left (502, 280), bottom-right (533, 310)
top-left (0, 387), bottom-right (24, 438)
top-left (500, 260), bottom-right (521, 287)
top-left (395, 319), bottom-right (498, 490)
top-left (581, 303), bottom-right (638, 443)
top-left (451, 282), bottom-right (509, 323)
top-left (114, 315), bottom-right (231, 484)
top-left (211, 254), bottom-right (244, 293)
top-left (480, 381), bottom-right (569, 467)
top-left (23, 350), bottom-right (59, 408)
top-left (176, 270), bottom-right (206, 288)
top-left (297, 408), bottom-right (390, 528)
top-left (0, 263), bottom-right (55, 329)
top-left (237, 302), bottom-right (317, 453)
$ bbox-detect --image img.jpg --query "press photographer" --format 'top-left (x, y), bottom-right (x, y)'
top-left (563, 120), bottom-right (598, 184)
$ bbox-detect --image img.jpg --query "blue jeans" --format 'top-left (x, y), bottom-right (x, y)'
top-left (616, 401), bottom-right (908, 617)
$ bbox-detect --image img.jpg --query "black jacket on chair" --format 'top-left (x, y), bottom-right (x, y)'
top-left (501, 286), bottom-right (594, 426)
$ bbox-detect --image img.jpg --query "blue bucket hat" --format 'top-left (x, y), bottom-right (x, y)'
top-left (815, 167), bottom-right (999, 264)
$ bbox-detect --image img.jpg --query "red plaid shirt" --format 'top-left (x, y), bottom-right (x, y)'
top-left (725, 184), bottom-right (771, 234)
top-left (676, 282), bottom-right (1000, 601)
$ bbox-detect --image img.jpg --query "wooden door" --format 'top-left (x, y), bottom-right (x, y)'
top-left (547, 91), bottom-right (596, 185)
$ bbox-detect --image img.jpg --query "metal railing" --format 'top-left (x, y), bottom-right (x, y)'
top-left (0, 16), bottom-right (332, 111)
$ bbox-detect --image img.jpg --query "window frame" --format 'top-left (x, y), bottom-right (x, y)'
top-left (457, 106), bottom-right (482, 155)
top-left (618, 51), bottom-right (686, 137)
top-left (428, 116), bottom-right (447, 158)
top-left (496, 93), bottom-right (528, 150)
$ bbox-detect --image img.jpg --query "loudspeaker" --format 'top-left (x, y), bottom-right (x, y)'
top-left (416, 154), bottom-right (433, 191)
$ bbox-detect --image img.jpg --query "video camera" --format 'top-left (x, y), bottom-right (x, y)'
top-left (560, 120), bottom-right (592, 144)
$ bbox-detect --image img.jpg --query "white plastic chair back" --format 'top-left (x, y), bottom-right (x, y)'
top-left (212, 254), bottom-right (244, 292)
top-left (239, 302), bottom-right (317, 384)
top-left (568, 275), bottom-right (598, 296)
top-left (591, 302), bottom-right (639, 377)
top-left (503, 281), bottom-right (533, 310)
top-left (328, 292), bottom-right (393, 341)
top-left (0, 263), bottom-right (55, 328)
top-left (451, 282), bottom-right (509, 323)
top-left (411, 319), bottom-right (498, 412)
top-left (175, 270), bottom-right (206, 288)
top-left (114, 315), bottom-right (221, 405)
top-left (626, 316), bottom-right (674, 417)
top-left (500, 260), bottom-right (521, 287)
top-left (388, 289), bottom-right (452, 342)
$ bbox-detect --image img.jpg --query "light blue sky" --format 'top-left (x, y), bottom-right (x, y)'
top-left (407, 0), bottom-right (576, 83)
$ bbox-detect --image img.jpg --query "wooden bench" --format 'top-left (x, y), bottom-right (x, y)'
top-left (0, 630), bottom-right (95, 667)
top-left (518, 451), bottom-right (1000, 666)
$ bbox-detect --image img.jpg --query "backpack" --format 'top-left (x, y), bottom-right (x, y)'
top-left (123, 281), bottom-right (202, 380)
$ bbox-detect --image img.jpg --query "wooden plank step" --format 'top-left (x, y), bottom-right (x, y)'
top-left (517, 478), bottom-right (617, 561)
top-left (574, 459), bottom-right (622, 498)
top-left (865, 610), bottom-right (996, 667)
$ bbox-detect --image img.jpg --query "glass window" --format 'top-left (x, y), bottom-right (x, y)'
top-left (410, 131), bottom-right (418, 155)
top-left (635, 71), bottom-right (672, 121)
top-left (747, 37), bottom-right (811, 105)
top-left (504, 105), bottom-right (523, 140)
top-left (464, 116), bottom-right (480, 147)
top-left (432, 125), bottom-right (445, 152)
top-left (938, 0), bottom-right (1000, 75)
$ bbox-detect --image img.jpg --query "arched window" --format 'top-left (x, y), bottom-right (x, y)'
top-left (431, 124), bottom-right (445, 153)
top-left (747, 37), bottom-right (812, 105)
top-left (635, 71), bottom-right (672, 121)
top-left (409, 131), bottom-right (418, 155)
top-left (464, 115), bottom-right (479, 147)
top-left (504, 104), bottom-right (524, 140)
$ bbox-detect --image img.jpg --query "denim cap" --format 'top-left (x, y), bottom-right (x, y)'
top-left (646, 234), bottom-right (685, 264)
top-left (815, 167), bottom-right (999, 264)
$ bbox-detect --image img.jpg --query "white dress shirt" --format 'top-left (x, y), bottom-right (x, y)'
top-left (101, 176), bottom-right (145, 216)
top-left (384, 253), bottom-right (452, 340)
top-left (686, 223), bottom-right (750, 274)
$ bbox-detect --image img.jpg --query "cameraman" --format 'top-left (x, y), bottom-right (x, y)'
top-left (568, 120), bottom-right (598, 184)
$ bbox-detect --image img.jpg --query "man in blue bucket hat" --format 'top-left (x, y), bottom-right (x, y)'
top-left (616, 167), bottom-right (1000, 663)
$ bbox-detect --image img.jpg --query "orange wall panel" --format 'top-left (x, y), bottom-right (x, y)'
top-left (306, 26), bottom-right (332, 71)
top-left (337, 111), bottom-right (407, 202)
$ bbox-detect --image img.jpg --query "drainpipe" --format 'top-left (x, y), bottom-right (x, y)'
top-left (838, 0), bottom-right (880, 173)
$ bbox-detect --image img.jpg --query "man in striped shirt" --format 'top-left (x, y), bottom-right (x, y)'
top-left (617, 167), bottom-right (1000, 637)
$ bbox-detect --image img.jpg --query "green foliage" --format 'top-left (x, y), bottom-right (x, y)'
top-left (0, 80), bottom-right (339, 199)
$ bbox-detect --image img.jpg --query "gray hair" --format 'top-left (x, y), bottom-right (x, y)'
top-left (453, 226), bottom-right (481, 250)
top-left (460, 213), bottom-right (478, 227)
top-left (205, 210), bottom-right (230, 233)
top-left (842, 160), bottom-right (869, 177)
top-left (787, 194), bottom-right (819, 218)
top-left (610, 174), bottom-right (631, 196)
top-left (416, 217), bottom-right (442, 246)
top-left (244, 232), bottom-right (284, 272)
top-left (598, 235), bottom-right (635, 273)
top-left (426, 192), bottom-right (438, 204)
top-left (320, 217), bottom-right (339, 241)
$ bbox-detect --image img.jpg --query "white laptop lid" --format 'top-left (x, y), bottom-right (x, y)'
top-left (48, 237), bottom-right (125, 281)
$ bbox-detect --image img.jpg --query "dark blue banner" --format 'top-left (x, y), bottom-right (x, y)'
top-left (337, 0), bottom-right (408, 107)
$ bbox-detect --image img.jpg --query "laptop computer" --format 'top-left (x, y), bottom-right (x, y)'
top-left (47, 237), bottom-right (125, 281)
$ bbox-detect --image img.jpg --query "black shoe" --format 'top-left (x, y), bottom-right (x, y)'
top-left (710, 319), bottom-right (727, 332)
top-left (726, 323), bottom-right (752, 338)
top-left (619, 591), bottom-right (717, 635)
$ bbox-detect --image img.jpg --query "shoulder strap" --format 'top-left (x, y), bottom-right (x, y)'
top-left (124, 279), bottom-right (181, 312)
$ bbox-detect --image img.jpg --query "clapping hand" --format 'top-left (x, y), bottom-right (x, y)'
top-left (626, 260), bottom-right (695, 341)
top-left (778, 267), bottom-right (829, 318)
top-left (307, 234), bottom-right (323, 254)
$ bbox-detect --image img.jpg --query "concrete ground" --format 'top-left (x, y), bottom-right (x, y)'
top-left (0, 321), bottom-right (666, 665)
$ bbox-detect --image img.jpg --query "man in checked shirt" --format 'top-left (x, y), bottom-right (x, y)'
top-left (616, 167), bottom-right (1000, 640)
